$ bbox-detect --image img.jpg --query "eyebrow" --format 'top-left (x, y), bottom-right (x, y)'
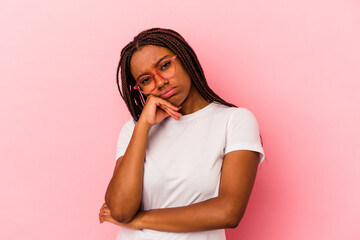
top-left (136, 55), bottom-right (170, 81)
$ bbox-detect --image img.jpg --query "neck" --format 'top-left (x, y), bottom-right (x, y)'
top-left (179, 85), bottom-right (210, 115)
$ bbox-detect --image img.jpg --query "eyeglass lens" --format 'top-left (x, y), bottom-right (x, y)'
top-left (137, 57), bottom-right (176, 93)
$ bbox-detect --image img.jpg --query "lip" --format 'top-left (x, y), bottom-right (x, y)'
top-left (159, 87), bottom-right (177, 98)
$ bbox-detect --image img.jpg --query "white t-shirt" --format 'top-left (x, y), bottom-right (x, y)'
top-left (115, 102), bottom-right (265, 240)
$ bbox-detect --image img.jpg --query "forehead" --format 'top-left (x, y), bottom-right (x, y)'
top-left (130, 45), bottom-right (174, 77)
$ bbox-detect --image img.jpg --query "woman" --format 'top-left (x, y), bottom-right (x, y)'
top-left (99, 28), bottom-right (265, 240)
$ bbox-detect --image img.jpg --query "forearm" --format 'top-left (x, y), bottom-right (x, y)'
top-left (105, 121), bottom-right (151, 222)
top-left (137, 196), bottom-right (238, 232)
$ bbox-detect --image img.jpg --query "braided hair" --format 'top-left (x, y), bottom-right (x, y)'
top-left (116, 28), bottom-right (236, 121)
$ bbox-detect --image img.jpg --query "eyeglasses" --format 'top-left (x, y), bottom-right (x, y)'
top-left (133, 55), bottom-right (177, 94)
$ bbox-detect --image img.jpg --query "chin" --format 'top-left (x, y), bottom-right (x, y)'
top-left (167, 95), bottom-right (183, 107)
top-left (168, 99), bottom-right (180, 107)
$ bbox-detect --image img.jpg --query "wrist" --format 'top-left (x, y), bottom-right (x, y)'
top-left (133, 210), bottom-right (146, 230)
top-left (136, 118), bottom-right (152, 132)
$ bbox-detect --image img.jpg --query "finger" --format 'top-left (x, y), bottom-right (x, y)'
top-left (101, 204), bottom-right (109, 210)
top-left (160, 104), bottom-right (182, 117)
top-left (99, 207), bottom-right (106, 213)
top-left (99, 211), bottom-right (111, 224)
top-left (156, 99), bottom-right (181, 111)
top-left (163, 105), bottom-right (182, 116)
top-left (99, 206), bottom-right (111, 216)
top-left (102, 214), bottom-right (119, 225)
top-left (100, 214), bottom-right (110, 224)
top-left (100, 203), bottom-right (107, 210)
top-left (156, 104), bottom-right (175, 119)
top-left (99, 212), bottom-right (105, 223)
top-left (164, 102), bottom-right (181, 111)
top-left (164, 108), bottom-right (181, 120)
top-left (102, 208), bottom-right (111, 214)
top-left (169, 109), bottom-right (182, 120)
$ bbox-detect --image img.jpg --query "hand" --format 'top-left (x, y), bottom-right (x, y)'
top-left (99, 203), bottom-right (141, 230)
top-left (138, 95), bottom-right (182, 126)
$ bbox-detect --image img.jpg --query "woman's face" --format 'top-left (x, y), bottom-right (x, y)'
top-left (130, 45), bottom-right (192, 107)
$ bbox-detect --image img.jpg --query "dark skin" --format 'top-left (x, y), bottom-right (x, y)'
top-left (100, 45), bottom-right (260, 231)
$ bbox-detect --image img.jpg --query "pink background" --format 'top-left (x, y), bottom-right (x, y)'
top-left (1, 0), bottom-right (359, 239)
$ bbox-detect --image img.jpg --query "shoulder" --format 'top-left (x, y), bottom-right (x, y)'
top-left (229, 107), bottom-right (258, 122)
top-left (123, 118), bottom-right (136, 129)
top-left (118, 118), bottom-right (136, 136)
top-left (210, 103), bottom-right (257, 122)
top-left (228, 107), bottom-right (259, 130)
top-left (210, 105), bottom-right (260, 135)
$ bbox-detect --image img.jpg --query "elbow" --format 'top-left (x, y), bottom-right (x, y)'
top-left (223, 208), bottom-right (245, 229)
top-left (112, 211), bottom-right (134, 223)
top-left (110, 206), bottom-right (137, 223)
top-left (105, 201), bottom-right (136, 223)
top-left (219, 196), bottom-right (248, 229)
top-left (226, 215), bottom-right (243, 229)
top-left (105, 197), bottom-right (138, 223)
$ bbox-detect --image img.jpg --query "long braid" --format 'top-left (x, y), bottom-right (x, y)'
top-left (117, 28), bottom-right (264, 149)
top-left (116, 28), bottom-right (236, 121)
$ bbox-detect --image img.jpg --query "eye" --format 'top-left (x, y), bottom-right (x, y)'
top-left (159, 60), bottom-right (171, 71)
top-left (139, 76), bottom-right (151, 85)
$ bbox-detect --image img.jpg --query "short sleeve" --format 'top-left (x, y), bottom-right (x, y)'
top-left (115, 119), bottom-right (136, 161)
top-left (225, 108), bottom-right (265, 164)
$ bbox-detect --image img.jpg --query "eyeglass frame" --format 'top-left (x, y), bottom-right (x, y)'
top-left (133, 55), bottom-right (178, 94)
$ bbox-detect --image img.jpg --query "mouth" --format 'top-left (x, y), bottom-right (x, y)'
top-left (159, 87), bottom-right (177, 99)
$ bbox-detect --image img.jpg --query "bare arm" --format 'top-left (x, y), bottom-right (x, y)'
top-left (136, 150), bottom-right (259, 231)
top-left (104, 121), bottom-right (151, 223)
top-left (101, 150), bottom-right (260, 231)
top-left (104, 96), bottom-right (181, 223)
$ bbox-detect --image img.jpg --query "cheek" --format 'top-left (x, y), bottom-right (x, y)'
top-left (177, 69), bottom-right (192, 88)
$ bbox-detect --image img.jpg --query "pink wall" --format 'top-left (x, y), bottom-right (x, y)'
top-left (1, 0), bottom-right (359, 239)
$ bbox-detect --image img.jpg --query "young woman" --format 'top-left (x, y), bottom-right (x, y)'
top-left (99, 28), bottom-right (265, 240)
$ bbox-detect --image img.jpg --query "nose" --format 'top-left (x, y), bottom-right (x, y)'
top-left (154, 73), bottom-right (168, 89)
